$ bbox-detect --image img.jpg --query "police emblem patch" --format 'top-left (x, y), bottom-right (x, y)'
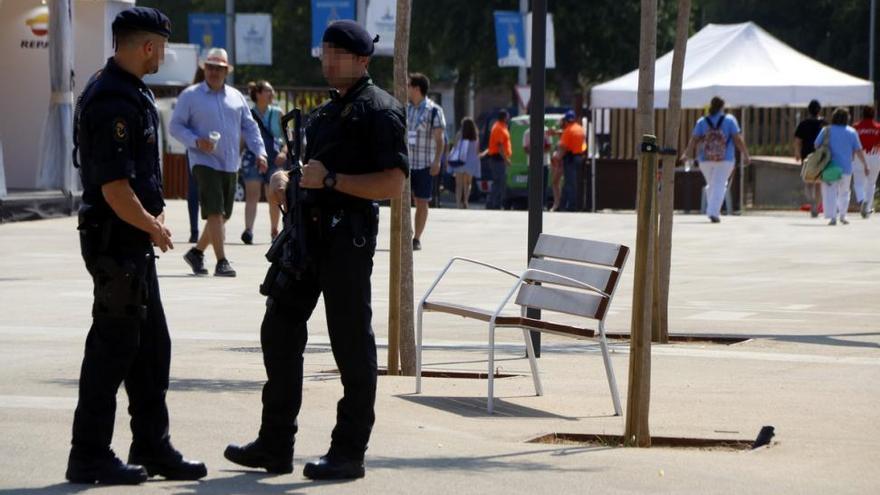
top-left (113, 119), bottom-right (128, 142)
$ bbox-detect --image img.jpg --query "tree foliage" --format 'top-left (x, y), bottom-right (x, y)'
top-left (139, 0), bottom-right (878, 103)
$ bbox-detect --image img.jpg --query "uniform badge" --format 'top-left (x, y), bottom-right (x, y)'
top-left (113, 118), bottom-right (128, 142)
top-left (341, 103), bottom-right (353, 119)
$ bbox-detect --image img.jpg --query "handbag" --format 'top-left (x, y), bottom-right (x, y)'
top-left (242, 108), bottom-right (280, 170)
top-left (448, 136), bottom-right (466, 168)
top-left (821, 161), bottom-right (843, 183)
top-left (801, 127), bottom-right (830, 182)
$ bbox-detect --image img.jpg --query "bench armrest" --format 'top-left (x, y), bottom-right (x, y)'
top-left (521, 268), bottom-right (610, 297)
top-left (419, 257), bottom-right (519, 310)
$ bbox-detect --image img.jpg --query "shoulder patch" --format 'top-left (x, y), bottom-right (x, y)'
top-left (113, 118), bottom-right (128, 142)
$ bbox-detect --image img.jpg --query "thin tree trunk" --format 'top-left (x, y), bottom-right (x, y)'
top-left (391, 0), bottom-right (417, 376)
top-left (652, 0), bottom-right (691, 344)
top-left (625, 0), bottom-right (658, 449)
top-left (388, 0), bottom-right (412, 375)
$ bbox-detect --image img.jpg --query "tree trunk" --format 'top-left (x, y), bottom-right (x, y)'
top-left (388, 0), bottom-right (412, 375)
top-left (390, 0), bottom-right (417, 376)
top-left (652, 0), bottom-right (691, 344)
top-left (625, 0), bottom-right (658, 449)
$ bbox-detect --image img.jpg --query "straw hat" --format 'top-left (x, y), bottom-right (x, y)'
top-left (200, 47), bottom-right (233, 72)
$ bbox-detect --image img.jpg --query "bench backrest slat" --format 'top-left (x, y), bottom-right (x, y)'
top-left (533, 234), bottom-right (625, 269)
top-left (515, 284), bottom-right (604, 319)
top-left (526, 258), bottom-right (615, 294)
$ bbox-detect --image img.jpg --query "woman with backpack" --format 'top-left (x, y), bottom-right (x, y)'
top-left (241, 80), bottom-right (287, 244)
top-left (814, 107), bottom-right (870, 226)
top-left (681, 96), bottom-right (751, 223)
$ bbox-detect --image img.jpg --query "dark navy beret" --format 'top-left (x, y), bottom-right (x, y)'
top-left (322, 20), bottom-right (379, 56)
top-left (112, 7), bottom-right (171, 38)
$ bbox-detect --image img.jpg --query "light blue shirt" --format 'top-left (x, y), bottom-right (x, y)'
top-left (170, 82), bottom-right (266, 173)
top-left (693, 112), bottom-right (741, 162)
top-left (814, 125), bottom-right (862, 175)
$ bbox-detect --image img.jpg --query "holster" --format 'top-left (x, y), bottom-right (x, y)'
top-left (79, 215), bottom-right (150, 320)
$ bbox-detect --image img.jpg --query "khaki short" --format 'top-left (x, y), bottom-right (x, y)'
top-left (192, 165), bottom-right (237, 220)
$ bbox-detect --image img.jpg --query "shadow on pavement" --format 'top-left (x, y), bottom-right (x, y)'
top-left (0, 472), bottom-right (355, 495)
top-left (169, 470), bottom-right (357, 494)
top-left (765, 331), bottom-right (880, 349)
top-left (367, 445), bottom-right (609, 474)
top-left (0, 483), bottom-right (93, 494)
top-left (397, 395), bottom-right (577, 420)
top-left (45, 378), bottom-right (266, 393)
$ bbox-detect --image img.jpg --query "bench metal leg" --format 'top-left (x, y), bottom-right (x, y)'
top-left (598, 321), bottom-right (622, 416)
top-left (487, 322), bottom-right (496, 414)
top-left (416, 305), bottom-right (424, 394)
top-left (522, 329), bottom-right (544, 396)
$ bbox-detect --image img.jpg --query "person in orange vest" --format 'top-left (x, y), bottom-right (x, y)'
top-left (480, 110), bottom-right (512, 209)
top-left (553, 110), bottom-right (586, 211)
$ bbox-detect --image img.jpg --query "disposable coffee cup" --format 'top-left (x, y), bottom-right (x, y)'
top-left (208, 131), bottom-right (221, 146)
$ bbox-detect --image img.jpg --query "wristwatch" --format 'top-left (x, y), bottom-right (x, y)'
top-left (323, 170), bottom-right (337, 189)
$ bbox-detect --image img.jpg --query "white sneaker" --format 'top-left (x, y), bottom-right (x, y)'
top-left (839, 217), bottom-right (849, 225)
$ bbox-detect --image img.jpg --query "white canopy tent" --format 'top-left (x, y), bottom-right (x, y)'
top-left (591, 22), bottom-right (875, 109)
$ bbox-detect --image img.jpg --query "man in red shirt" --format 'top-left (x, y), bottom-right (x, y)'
top-left (480, 110), bottom-right (512, 209)
top-left (853, 105), bottom-right (880, 218)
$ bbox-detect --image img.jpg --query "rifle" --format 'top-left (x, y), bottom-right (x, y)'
top-left (264, 108), bottom-right (309, 277)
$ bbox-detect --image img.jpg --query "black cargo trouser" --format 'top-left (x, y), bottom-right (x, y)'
top-left (561, 153), bottom-right (585, 211)
top-left (71, 219), bottom-right (171, 459)
top-left (487, 155), bottom-right (507, 209)
top-left (257, 204), bottom-right (379, 461)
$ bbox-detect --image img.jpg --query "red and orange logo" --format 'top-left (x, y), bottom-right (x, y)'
top-left (25, 8), bottom-right (49, 37)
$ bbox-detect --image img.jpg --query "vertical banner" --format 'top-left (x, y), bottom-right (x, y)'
top-left (365, 0), bottom-right (396, 56)
top-left (311, 0), bottom-right (356, 57)
top-left (526, 12), bottom-right (556, 69)
top-left (188, 13), bottom-right (226, 57)
top-left (493, 11), bottom-right (526, 67)
top-left (235, 13), bottom-right (272, 65)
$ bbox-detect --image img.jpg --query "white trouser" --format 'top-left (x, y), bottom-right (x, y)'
top-left (851, 154), bottom-right (880, 205)
top-left (699, 160), bottom-right (735, 217)
top-left (821, 174), bottom-right (852, 220)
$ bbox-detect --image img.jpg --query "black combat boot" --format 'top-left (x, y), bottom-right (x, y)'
top-left (66, 450), bottom-right (148, 485)
top-left (128, 442), bottom-right (207, 481)
top-left (224, 439), bottom-right (293, 474)
top-left (303, 454), bottom-right (365, 480)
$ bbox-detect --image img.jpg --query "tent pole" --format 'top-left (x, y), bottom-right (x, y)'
top-left (739, 106), bottom-right (748, 215)
top-left (870, 0), bottom-right (876, 86)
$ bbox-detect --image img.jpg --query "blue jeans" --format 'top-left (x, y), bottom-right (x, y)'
top-left (561, 154), bottom-right (583, 211)
top-left (487, 156), bottom-right (507, 209)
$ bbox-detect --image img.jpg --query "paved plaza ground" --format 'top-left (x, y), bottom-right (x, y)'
top-left (1, 201), bottom-right (878, 494)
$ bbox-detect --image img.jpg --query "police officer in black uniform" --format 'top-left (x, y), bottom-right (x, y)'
top-left (66, 7), bottom-right (206, 485)
top-left (224, 20), bottom-right (408, 480)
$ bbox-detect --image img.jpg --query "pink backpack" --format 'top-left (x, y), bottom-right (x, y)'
top-left (703, 115), bottom-right (728, 162)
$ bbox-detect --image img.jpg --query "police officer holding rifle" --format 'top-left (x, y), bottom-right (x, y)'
top-left (224, 20), bottom-right (409, 480)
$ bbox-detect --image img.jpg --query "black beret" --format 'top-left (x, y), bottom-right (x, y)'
top-left (112, 7), bottom-right (171, 38)
top-left (322, 20), bottom-right (379, 56)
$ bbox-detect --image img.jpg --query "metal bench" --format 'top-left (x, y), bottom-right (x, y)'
top-left (415, 233), bottom-right (629, 415)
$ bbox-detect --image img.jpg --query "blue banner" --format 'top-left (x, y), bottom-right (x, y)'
top-left (493, 11), bottom-right (526, 68)
top-left (311, 0), bottom-right (356, 57)
top-left (188, 13), bottom-right (226, 55)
